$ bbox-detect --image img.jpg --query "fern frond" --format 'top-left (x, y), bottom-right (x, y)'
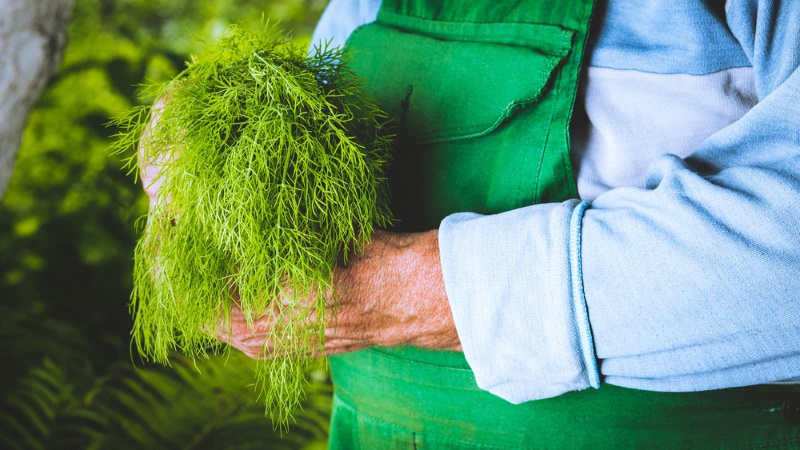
top-left (0, 358), bottom-right (107, 450)
top-left (93, 353), bottom-right (331, 449)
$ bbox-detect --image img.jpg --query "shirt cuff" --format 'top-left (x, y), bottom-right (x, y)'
top-left (438, 199), bottom-right (600, 404)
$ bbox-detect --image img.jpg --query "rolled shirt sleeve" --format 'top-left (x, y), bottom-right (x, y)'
top-left (440, 201), bottom-right (599, 402)
top-left (439, 0), bottom-right (800, 403)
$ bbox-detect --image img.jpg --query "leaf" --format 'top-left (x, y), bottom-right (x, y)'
top-left (91, 353), bottom-right (330, 449)
top-left (110, 21), bottom-right (392, 427)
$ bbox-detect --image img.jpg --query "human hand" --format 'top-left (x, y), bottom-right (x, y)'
top-left (138, 97), bottom-right (171, 207)
top-left (217, 229), bottom-right (463, 359)
top-left (137, 100), bottom-right (459, 357)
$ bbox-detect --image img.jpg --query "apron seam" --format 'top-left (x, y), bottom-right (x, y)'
top-left (368, 347), bottom-right (474, 371)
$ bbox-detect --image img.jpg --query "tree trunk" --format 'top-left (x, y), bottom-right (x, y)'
top-left (0, 0), bottom-right (73, 199)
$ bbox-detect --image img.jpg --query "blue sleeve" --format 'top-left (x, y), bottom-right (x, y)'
top-left (440, 0), bottom-right (800, 402)
top-left (310, 0), bottom-right (380, 50)
top-left (584, 0), bottom-right (800, 391)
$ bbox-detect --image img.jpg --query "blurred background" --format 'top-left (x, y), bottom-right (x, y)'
top-left (0, 0), bottom-right (332, 448)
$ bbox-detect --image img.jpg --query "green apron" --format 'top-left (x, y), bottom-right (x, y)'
top-left (329, 1), bottom-right (800, 447)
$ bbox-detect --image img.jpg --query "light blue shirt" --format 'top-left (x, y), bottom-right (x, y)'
top-left (314, 0), bottom-right (800, 403)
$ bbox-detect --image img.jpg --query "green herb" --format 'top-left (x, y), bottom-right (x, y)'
top-left (109, 24), bottom-right (392, 428)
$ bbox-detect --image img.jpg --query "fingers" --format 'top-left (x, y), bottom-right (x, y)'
top-left (140, 152), bottom-right (171, 205)
top-left (214, 232), bottom-right (403, 361)
top-left (216, 305), bottom-right (380, 359)
top-left (217, 296), bottom-right (334, 360)
top-left (139, 98), bottom-right (168, 201)
top-left (139, 96), bottom-right (181, 214)
top-left (216, 300), bottom-right (376, 359)
top-left (216, 302), bottom-right (270, 359)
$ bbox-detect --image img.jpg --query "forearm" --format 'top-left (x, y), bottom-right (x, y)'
top-left (328, 229), bottom-right (461, 354)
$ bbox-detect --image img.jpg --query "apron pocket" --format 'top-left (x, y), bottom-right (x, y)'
top-left (347, 17), bottom-right (573, 146)
top-left (346, 19), bottom-right (578, 228)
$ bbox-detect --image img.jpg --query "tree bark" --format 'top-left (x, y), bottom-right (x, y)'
top-left (0, 0), bottom-right (73, 199)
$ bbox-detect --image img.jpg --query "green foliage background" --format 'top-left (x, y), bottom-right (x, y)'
top-left (0, 0), bottom-right (331, 447)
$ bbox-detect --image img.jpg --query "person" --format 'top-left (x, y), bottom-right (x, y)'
top-left (170, 0), bottom-right (800, 447)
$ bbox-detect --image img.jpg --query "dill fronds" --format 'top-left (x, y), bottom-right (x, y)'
top-left (109, 24), bottom-right (393, 428)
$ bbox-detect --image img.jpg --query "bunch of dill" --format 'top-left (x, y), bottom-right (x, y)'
top-left (109, 24), bottom-right (392, 427)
